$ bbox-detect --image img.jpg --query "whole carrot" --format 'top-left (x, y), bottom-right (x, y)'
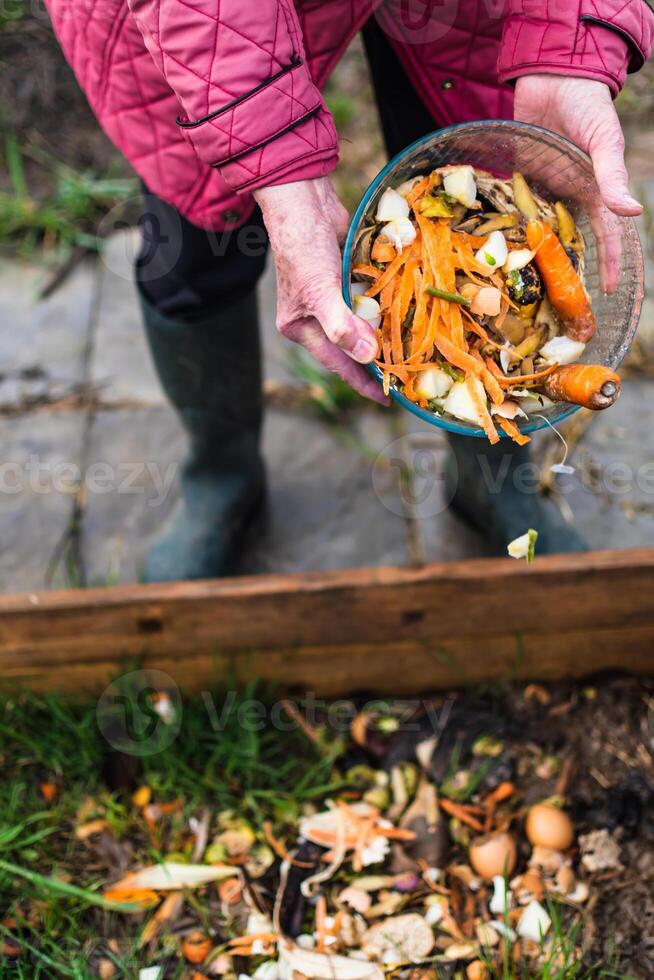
top-left (542, 363), bottom-right (621, 409)
top-left (526, 220), bottom-right (596, 343)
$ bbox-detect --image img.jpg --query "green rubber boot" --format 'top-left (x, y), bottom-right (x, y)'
top-left (444, 434), bottom-right (587, 555)
top-left (140, 291), bottom-right (265, 582)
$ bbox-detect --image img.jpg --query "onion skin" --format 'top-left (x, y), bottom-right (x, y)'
top-left (541, 364), bottom-right (621, 410)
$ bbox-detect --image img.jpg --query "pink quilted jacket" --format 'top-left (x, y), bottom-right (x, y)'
top-left (47, 0), bottom-right (653, 230)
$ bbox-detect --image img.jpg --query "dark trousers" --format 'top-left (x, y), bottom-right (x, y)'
top-left (137, 20), bottom-right (436, 319)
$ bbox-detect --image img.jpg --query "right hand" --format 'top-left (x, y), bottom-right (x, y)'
top-left (254, 177), bottom-right (391, 406)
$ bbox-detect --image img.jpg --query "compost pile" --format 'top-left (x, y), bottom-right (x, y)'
top-left (2, 677), bottom-right (653, 979)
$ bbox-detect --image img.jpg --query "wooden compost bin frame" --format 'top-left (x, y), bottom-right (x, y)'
top-left (0, 548), bottom-right (652, 695)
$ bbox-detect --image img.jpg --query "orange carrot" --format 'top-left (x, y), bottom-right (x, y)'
top-left (466, 375), bottom-right (499, 444)
top-left (380, 278), bottom-right (395, 312)
top-left (541, 363), bottom-right (621, 409)
top-left (491, 361), bottom-right (560, 387)
top-left (497, 416), bottom-right (531, 446)
top-left (433, 331), bottom-right (481, 376)
top-left (439, 798), bottom-right (485, 831)
top-left (371, 238), bottom-right (396, 263)
top-left (390, 276), bottom-right (404, 363)
top-left (526, 220), bottom-right (596, 342)
top-left (365, 248), bottom-right (409, 298)
top-left (352, 263), bottom-right (381, 280)
top-left (399, 255), bottom-right (416, 326)
top-left (470, 348), bottom-right (504, 406)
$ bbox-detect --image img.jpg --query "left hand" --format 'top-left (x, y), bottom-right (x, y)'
top-left (514, 75), bottom-right (641, 291)
top-left (514, 75), bottom-right (641, 216)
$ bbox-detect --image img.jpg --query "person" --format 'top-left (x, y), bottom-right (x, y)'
top-left (46, 0), bottom-right (653, 581)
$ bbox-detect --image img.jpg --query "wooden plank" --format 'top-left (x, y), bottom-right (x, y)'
top-left (1, 549), bottom-right (653, 695)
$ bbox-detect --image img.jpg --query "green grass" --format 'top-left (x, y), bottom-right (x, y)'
top-left (0, 131), bottom-right (136, 257)
top-left (0, 684), bottom-right (336, 976)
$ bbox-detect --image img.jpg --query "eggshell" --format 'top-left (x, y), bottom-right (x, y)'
top-left (467, 962), bottom-right (490, 980)
top-left (469, 831), bottom-right (517, 881)
top-left (525, 804), bottom-right (574, 851)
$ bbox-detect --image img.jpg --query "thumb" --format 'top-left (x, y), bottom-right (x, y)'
top-left (588, 118), bottom-right (642, 217)
top-left (313, 285), bottom-right (379, 363)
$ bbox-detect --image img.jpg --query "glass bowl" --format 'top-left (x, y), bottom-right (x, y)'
top-left (342, 120), bottom-right (644, 438)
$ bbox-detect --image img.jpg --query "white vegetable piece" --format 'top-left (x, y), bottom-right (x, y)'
top-left (350, 282), bottom-right (367, 298)
top-left (353, 294), bottom-right (382, 330)
top-left (475, 229), bottom-right (508, 272)
top-left (108, 862), bottom-right (239, 892)
top-left (491, 400), bottom-right (527, 421)
top-left (499, 348), bottom-right (516, 375)
top-left (507, 528), bottom-right (538, 562)
top-left (415, 366), bottom-right (454, 401)
top-left (539, 336), bottom-right (586, 365)
top-left (443, 165), bottom-right (477, 207)
top-left (471, 286), bottom-right (502, 317)
top-left (517, 900), bottom-right (552, 942)
top-left (503, 248), bottom-right (536, 274)
top-left (380, 217), bottom-right (417, 251)
top-left (489, 875), bottom-right (512, 914)
top-left (489, 921), bottom-right (517, 943)
top-left (254, 963), bottom-right (281, 980)
top-left (279, 938), bottom-right (384, 980)
top-left (442, 377), bottom-right (486, 425)
top-left (424, 901), bottom-right (445, 926)
top-left (139, 970), bottom-right (163, 980)
top-left (510, 389), bottom-right (555, 413)
top-left (376, 187), bottom-right (410, 221)
top-left (394, 177), bottom-right (423, 199)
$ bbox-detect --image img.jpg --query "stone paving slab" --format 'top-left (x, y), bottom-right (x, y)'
top-left (90, 232), bottom-right (166, 406)
top-left (240, 406), bottom-right (410, 574)
top-left (80, 407), bottom-right (185, 585)
top-left (0, 412), bottom-right (86, 592)
top-left (0, 258), bottom-right (96, 409)
top-left (556, 379), bottom-right (654, 550)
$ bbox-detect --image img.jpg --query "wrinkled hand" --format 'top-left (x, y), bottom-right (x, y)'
top-left (254, 177), bottom-right (390, 406)
top-left (515, 75), bottom-right (641, 216)
top-left (515, 75), bottom-right (641, 291)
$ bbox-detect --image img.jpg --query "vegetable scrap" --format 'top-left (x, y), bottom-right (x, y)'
top-left (82, 713), bottom-right (608, 977)
top-left (351, 167), bottom-right (622, 443)
top-left (507, 529), bottom-right (538, 564)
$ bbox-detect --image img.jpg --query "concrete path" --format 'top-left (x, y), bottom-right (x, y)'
top-left (1, 176), bottom-right (654, 591)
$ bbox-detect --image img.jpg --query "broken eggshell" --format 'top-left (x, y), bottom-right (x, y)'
top-left (469, 831), bottom-right (517, 881)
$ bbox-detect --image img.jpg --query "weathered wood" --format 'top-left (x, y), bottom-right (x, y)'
top-left (0, 549), bottom-right (653, 695)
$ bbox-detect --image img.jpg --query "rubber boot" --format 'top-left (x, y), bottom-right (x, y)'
top-left (140, 290), bottom-right (265, 582)
top-left (444, 434), bottom-right (587, 555)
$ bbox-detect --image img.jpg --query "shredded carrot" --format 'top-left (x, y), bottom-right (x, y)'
top-left (352, 263), bottom-right (381, 280)
top-left (497, 416), bottom-right (531, 446)
top-left (498, 363), bottom-right (559, 387)
top-left (371, 238), bottom-right (396, 263)
top-left (380, 278), bottom-right (395, 313)
top-left (470, 349), bottom-right (504, 406)
top-left (365, 247), bottom-right (410, 298)
top-left (439, 798), bottom-right (485, 831)
top-left (466, 374), bottom-right (499, 444)
top-left (262, 821), bottom-right (314, 868)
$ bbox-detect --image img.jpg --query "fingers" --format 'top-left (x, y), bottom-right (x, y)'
top-left (588, 114), bottom-right (642, 217)
top-left (593, 206), bottom-right (623, 294)
top-left (285, 318), bottom-right (391, 407)
top-left (312, 285), bottom-right (379, 364)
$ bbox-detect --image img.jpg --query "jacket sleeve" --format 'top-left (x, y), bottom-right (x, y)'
top-left (127, 0), bottom-right (339, 192)
top-left (498, 0), bottom-right (654, 97)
